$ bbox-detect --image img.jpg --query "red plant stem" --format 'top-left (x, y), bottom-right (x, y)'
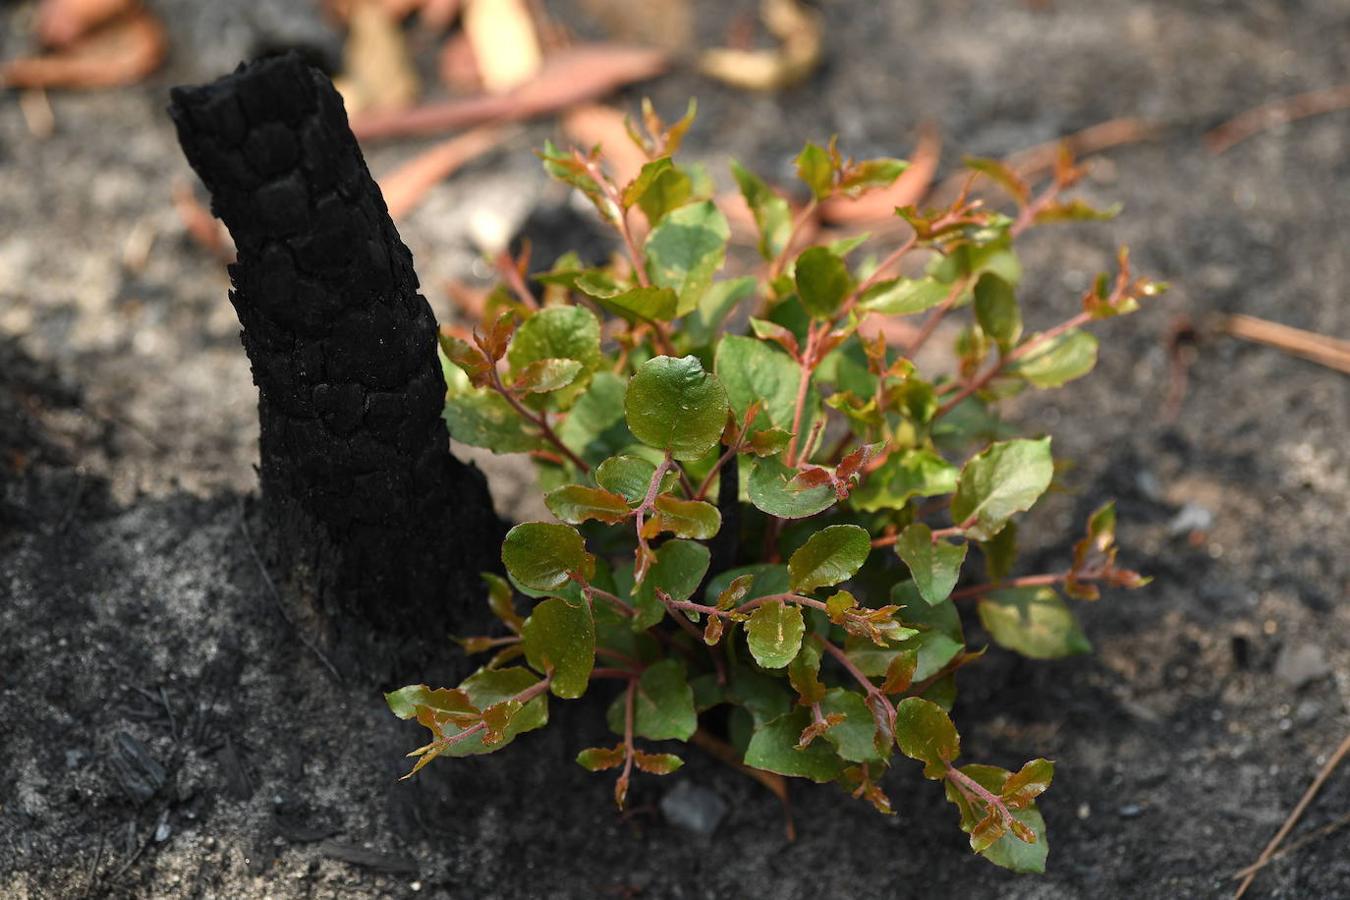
top-left (495, 251), bottom-right (539, 310)
top-left (870, 518), bottom-right (972, 549)
top-left (658, 592), bottom-right (729, 683)
top-left (594, 646), bottom-right (644, 670)
top-left (584, 584), bottom-right (636, 617)
top-left (948, 572), bottom-right (1065, 601)
top-left (768, 197), bottom-right (819, 280)
top-left (674, 464), bottom-right (698, 499)
top-left (590, 666), bottom-right (639, 680)
top-left (617, 678), bottom-right (637, 806)
top-left (785, 325), bottom-right (822, 466)
top-left (830, 233), bottom-right (920, 330)
top-left (432, 675), bottom-right (552, 749)
top-left (816, 634), bottom-right (897, 738)
top-left (632, 453), bottom-right (673, 581)
top-left (488, 368), bottom-right (591, 472)
top-left (944, 760), bottom-right (1016, 826)
top-left (477, 635), bottom-right (523, 647)
top-left (695, 404), bottom-right (759, 500)
top-left (934, 310), bottom-right (1092, 419)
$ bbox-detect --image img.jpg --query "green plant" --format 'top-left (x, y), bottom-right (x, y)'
top-left (386, 100), bottom-right (1162, 872)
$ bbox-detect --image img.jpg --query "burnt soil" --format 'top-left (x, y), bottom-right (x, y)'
top-left (2, 1), bottom-right (1348, 897)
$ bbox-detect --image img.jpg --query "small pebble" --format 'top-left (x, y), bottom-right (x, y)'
top-left (1117, 804), bottom-right (1143, 818)
top-left (1167, 502), bottom-right (1213, 536)
top-left (660, 781), bottom-right (728, 837)
top-left (155, 820), bottom-right (172, 843)
top-left (1274, 643), bottom-right (1331, 688)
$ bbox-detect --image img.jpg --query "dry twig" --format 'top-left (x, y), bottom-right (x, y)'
top-left (1206, 85), bottom-right (1350, 155)
top-left (1233, 734), bottom-right (1350, 898)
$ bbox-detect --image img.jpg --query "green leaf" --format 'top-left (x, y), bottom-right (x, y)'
top-left (634, 751), bottom-right (685, 775)
top-left (625, 355), bottom-right (729, 460)
top-left (895, 523), bottom-right (968, 606)
top-left (794, 247), bottom-right (854, 319)
top-left (501, 523), bottom-right (592, 592)
top-left (748, 427), bottom-right (793, 457)
top-left (684, 276), bottom-right (757, 348)
top-left (850, 449), bottom-right (957, 513)
top-left (747, 455), bottom-right (836, 519)
top-left (980, 521), bottom-right (1018, 583)
top-left (820, 688), bottom-right (887, 763)
top-left (447, 668), bottom-right (548, 757)
top-left (795, 141), bottom-right (835, 199)
top-left (599, 286), bottom-right (681, 323)
top-left (385, 684), bottom-right (477, 722)
top-left (633, 539), bottom-right (710, 630)
top-left (745, 602), bottom-right (806, 669)
top-left (977, 520), bottom-right (1015, 585)
top-left (977, 587), bottom-right (1091, 659)
top-left (715, 334), bottom-right (813, 434)
top-left (894, 697), bottom-right (960, 765)
top-left (744, 708), bottom-right (847, 782)
top-left (575, 271), bottom-right (681, 323)
top-left (839, 158), bottom-right (908, 195)
top-left (950, 437), bottom-right (1054, 541)
top-left (1003, 758), bottom-right (1055, 809)
top-left (482, 572), bottom-right (524, 632)
top-left (857, 276), bottom-right (950, 316)
top-left (1014, 329), bottom-right (1099, 388)
top-left (704, 564), bottom-right (791, 607)
top-left (576, 745), bottom-right (626, 772)
top-left (595, 454), bottom-right (674, 503)
top-left (623, 157), bottom-right (692, 225)
top-left (522, 597), bottom-right (596, 698)
top-left (788, 524), bottom-right (871, 593)
top-left (645, 495), bottom-right (722, 540)
top-left (644, 200), bottom-right (729, 314)
top-left (539, 141), bottom-right (615, 222)
top-left (731, 160), bottom-right (792, 261)
top-left (508, 305), bottom-right (603, 375)
top-left (557, 371), bottom-right (632, 464)
top-left (982, 807), bottom-right (1049, 874)
top-left (607, 659), bottom-right (697, 741)
top-left (545, 484), bottom-right (632, 525)
top-left (1034, 198), bottom-right (1121, 224)
top-left (444, 389), bottom-right (545, 453)
top-left (973, 274), bottom-right (1022, 350)
top-left (512, 358), bottom-right (584, 394)
top-left (963, 156), bottom-right (1030, 205)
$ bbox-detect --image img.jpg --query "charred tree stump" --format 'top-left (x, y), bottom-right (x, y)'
top-left (169, 54), bottom-right (502, 681)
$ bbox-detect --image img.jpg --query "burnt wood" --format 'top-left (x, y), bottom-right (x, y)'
top-left (170, 53), bottom-right (502, 680)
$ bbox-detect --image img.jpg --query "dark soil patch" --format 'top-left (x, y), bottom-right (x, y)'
top-left (2, 1), bottom-right (1348, 897)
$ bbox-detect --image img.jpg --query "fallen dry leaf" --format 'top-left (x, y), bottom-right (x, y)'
top-left (463, 0), bottom-right (542, 94)
top-left (562, 104), bottom-right (648, 186)
top-left (1205, 85), bottom-right (1350, 155)
top-left (35, 0), bottom-right (137, 47)
top-left (438, 30), bottom-right (482, 92)
top-left (353, 43), bottom-right (670, 140)
top-left (699, 0), bottom-right (821, 92)
top-left (928, 117), bottom-right (1160, 208)
top-left (377, 125), bottom-right (509, 219)
top-left (334, 0), bottom-right (420, 115)
top-left (579, 0), bottom-right (693, 51)
top-left (1, 8), bottom-right (165, 89)
top-left (18, 89), bottom-right (56, 139)
top-left (820, 122), bottom-right (941, 225)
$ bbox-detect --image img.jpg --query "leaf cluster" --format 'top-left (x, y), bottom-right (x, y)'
top-left (392, 101), bottom-right (1161, 873)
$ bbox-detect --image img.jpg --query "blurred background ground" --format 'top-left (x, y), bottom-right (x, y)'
top-left (1, 0), bottom-right (1348, 897)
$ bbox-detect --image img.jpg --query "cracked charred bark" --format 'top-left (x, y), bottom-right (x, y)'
top-left (169, 54), bottom-right (502, 681)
